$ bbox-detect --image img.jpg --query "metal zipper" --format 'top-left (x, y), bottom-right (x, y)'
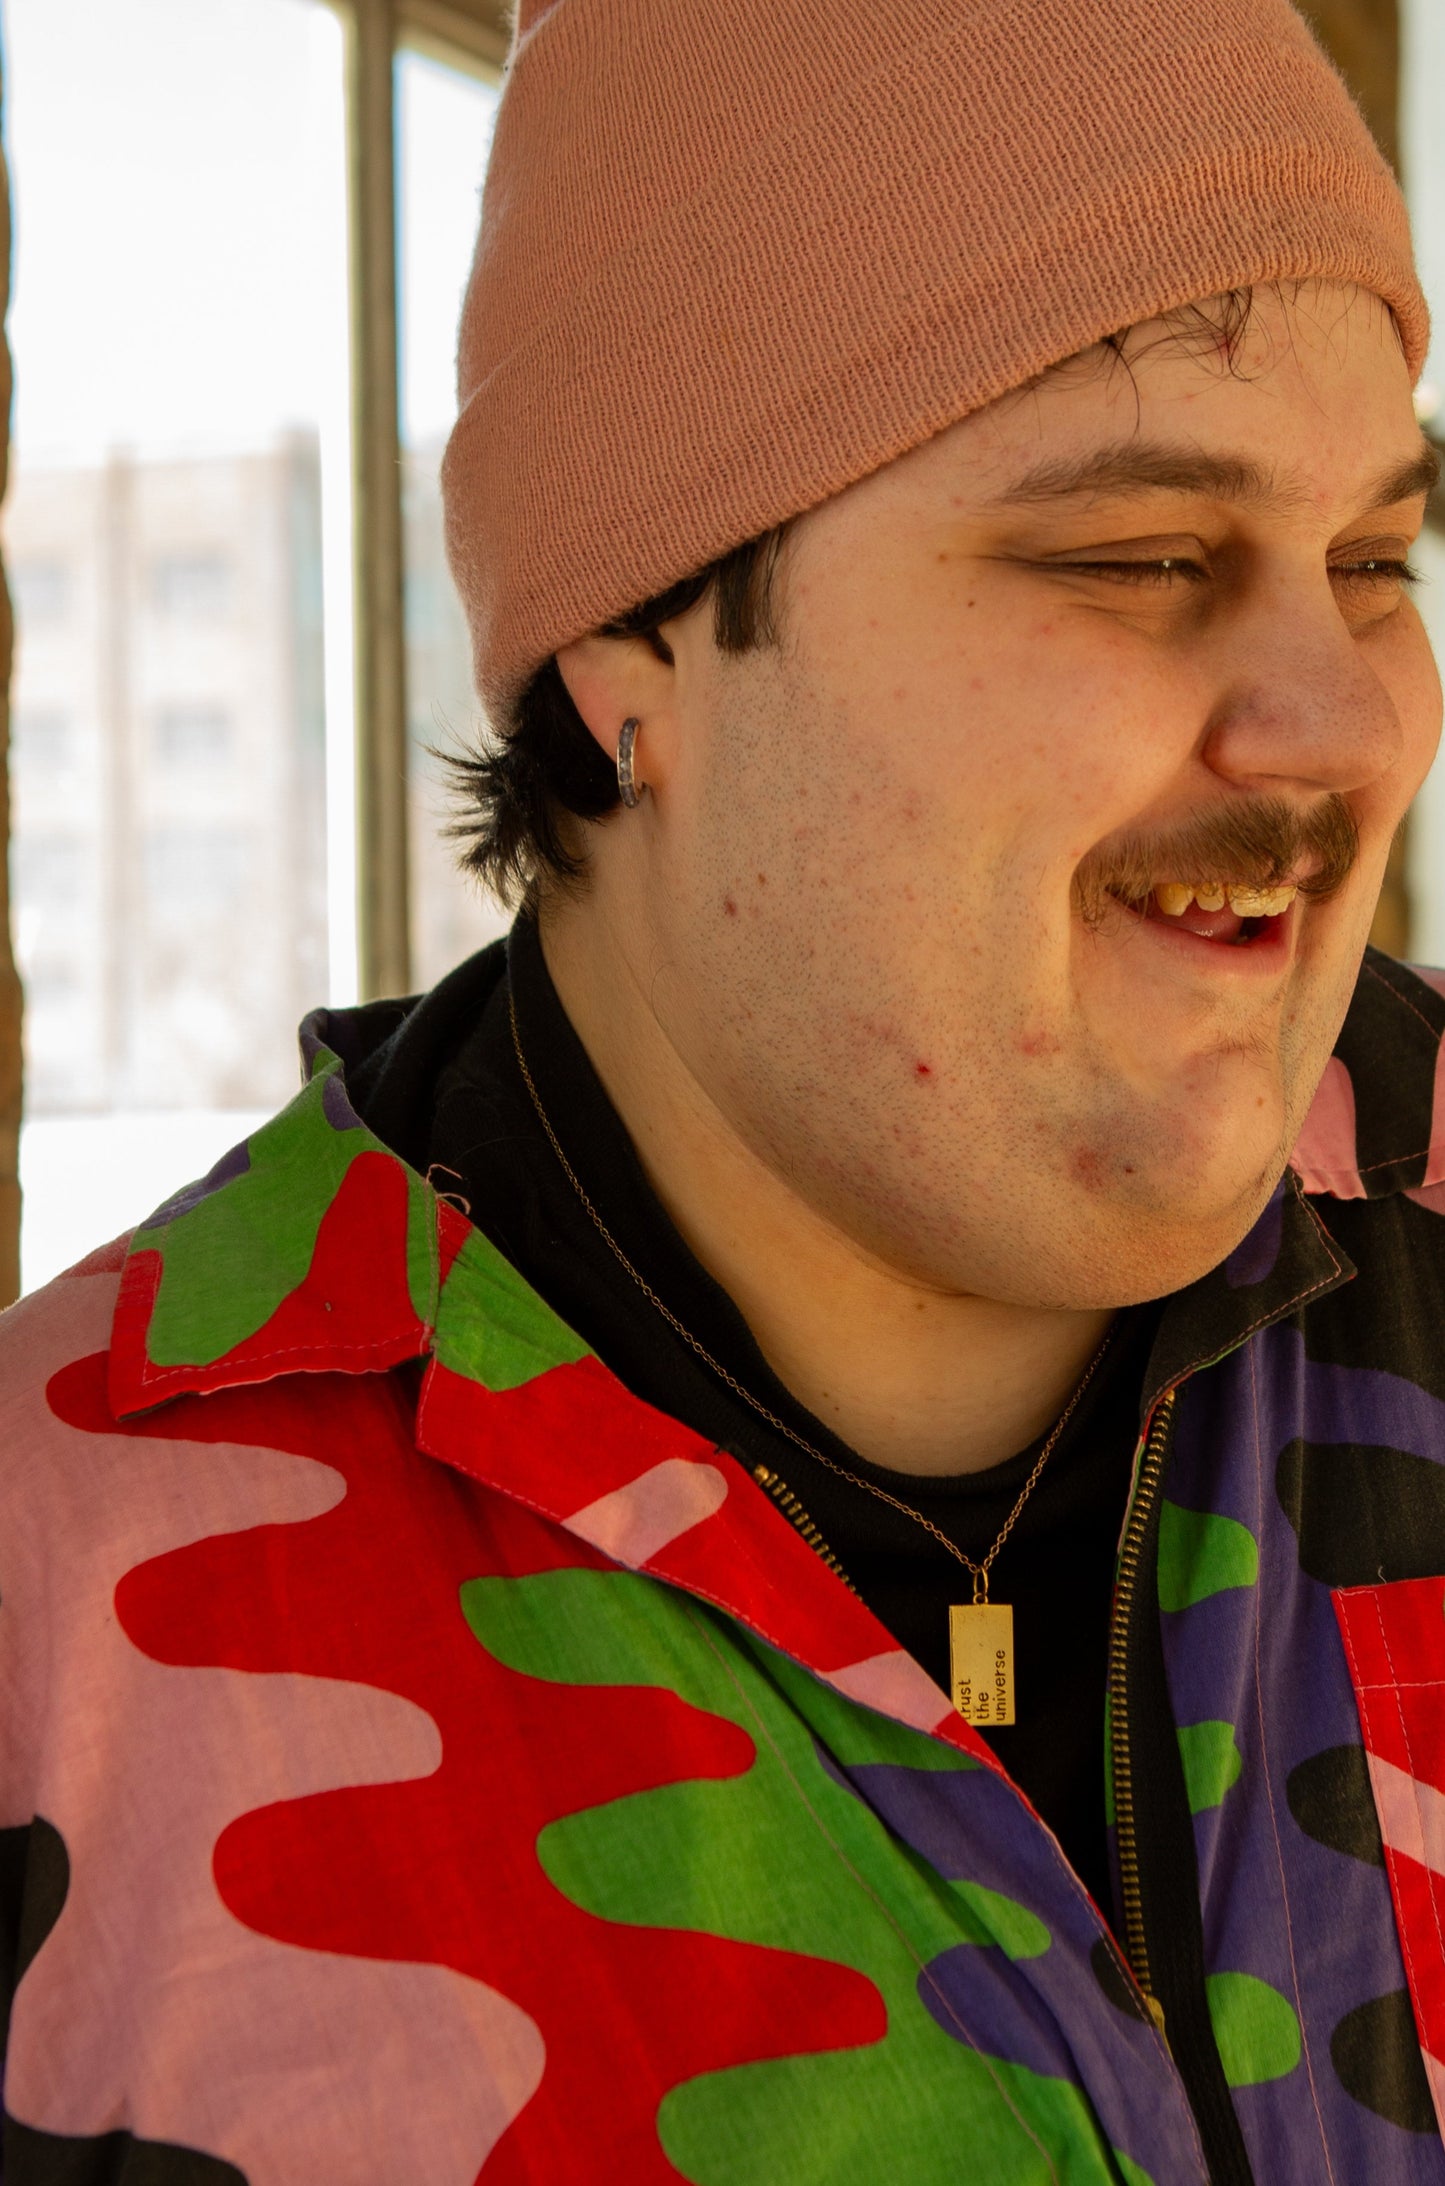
top-left (751, 1463), bottom-right (859, 1592)
top-left (1108, 1387), bottom-right (1177, 2042)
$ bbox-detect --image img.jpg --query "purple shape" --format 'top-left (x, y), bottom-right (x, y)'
top-left (322, 1070), bottom-right (365, 1132)
top-left (141, 1138), bottom-right (252, 1229)
top-left (1225, 1181), bottom-right (1287, 1288)
top-left (920, 1942), bottom-right (1075, 2078)
top-left (1155, 1328), bottom-right (1445, 2183)
top-left (817, 1751), bottom-right (1206, 2182)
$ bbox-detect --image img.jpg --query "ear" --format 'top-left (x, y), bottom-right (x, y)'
top-left (554, 631), bottom-right (679, 786)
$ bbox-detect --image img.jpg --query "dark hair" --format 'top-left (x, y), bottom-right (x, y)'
top-left (444, 524), bottom-right (794, 906)
top-left (447, 281), bottom-right (1399, 906)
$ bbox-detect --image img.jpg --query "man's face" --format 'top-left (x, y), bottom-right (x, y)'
top-left (628, 282), bottom-right (1441, 1307)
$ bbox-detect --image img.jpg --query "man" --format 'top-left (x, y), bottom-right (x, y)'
top-left (3, 0), bottom-right (1444, 2179)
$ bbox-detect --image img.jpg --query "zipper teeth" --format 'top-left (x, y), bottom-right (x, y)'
top-left (1109, 1388), bottom-right (1176, 2012)
top-left (752, 1464), bottom-right (859, 1593)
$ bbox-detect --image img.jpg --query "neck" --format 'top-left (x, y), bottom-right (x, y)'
top-left (539, 903), bottom-right (1116, 1478)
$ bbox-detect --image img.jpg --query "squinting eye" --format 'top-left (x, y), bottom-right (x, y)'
top-left (1050, 558), bottom-right (1206, 586)
top-left (1331, 558), bottom-right (1422, 589)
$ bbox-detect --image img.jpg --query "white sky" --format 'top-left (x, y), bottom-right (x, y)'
top-left (1, 0), bottom-right (498, 463)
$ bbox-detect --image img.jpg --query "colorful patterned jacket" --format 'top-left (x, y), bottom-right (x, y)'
top-left (7, 949), bottom-right (1445, 2184)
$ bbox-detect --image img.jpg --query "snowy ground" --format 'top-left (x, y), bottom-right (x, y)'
top-left (18, 1109), bottom-right (272, 1294)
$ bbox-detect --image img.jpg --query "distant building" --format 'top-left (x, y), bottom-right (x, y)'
top-left (5, 431), bottom-right (504, 1119)
top-left (404, 438), bottom-right (513, 992)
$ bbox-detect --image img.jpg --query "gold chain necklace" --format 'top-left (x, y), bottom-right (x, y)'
top-left (508, 994), bottom-right (1114, 1728)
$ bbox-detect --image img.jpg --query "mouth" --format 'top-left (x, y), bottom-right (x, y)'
top-left (1109, 878), bottom-right (1302, 955)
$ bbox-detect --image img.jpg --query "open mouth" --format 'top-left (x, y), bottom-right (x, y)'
top-left (1112, 880), bottom-right (1298, 949)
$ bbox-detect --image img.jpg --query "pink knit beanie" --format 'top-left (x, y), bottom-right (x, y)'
top-left (441, 0), bottom-right (1428, 727)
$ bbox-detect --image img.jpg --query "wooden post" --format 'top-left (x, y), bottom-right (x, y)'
top-left (346, 0), bottom-right (412, 1001)
top-left (0, 50), bottom-right (23, 1307)
top-left (1295, 0), bottom-right (1411, 959)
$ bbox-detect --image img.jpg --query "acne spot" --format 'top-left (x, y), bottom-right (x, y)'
top-left (1017, 1029), bottom-right (1061, 1058)
top-left (724, 896), bottom-right (738, 918)
top-left (756, 872), bottom-right (768, 886)
top-left (1072, 1146), bottom-right (1106, 1191)
top-left (914, 1061), bottom-right (934, 1080)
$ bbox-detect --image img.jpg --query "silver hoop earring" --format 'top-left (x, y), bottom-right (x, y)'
top-left (617, 717), bottom-right (645, 808)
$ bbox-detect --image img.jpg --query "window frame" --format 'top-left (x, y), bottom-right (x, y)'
top-left (327, 0), bottom-right (502, 1002)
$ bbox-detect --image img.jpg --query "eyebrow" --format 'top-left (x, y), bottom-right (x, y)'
top-left (990, 438), bottom-right (1441, 516)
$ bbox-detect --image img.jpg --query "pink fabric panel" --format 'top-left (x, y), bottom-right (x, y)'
top-left (1290, 1055), bottom-right (1366, 1198)
top-left (0, 1270), bottom-right (544, 2185)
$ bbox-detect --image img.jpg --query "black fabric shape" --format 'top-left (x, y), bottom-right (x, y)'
top-left (1, 1821), bottom-right (248, 2181)
top-left (1285, 1747), bottom-right (1385, 1867)
top-left (2, 1818), bottom-right (71, 2055)
top-left (1301, 1194), bottom-right (1445, 1411)
top-left (1089, 1935), bottom-right (1152, 2023)
top-left (1338, 955), bottom-right (1445, 1197)
top-left (1330, 1990), bottom-right (1437, 2134)
top-left (0, 2120), bottom-right (248, 2185)
top-left (1276, 1438), bottom-right (1445, 1587)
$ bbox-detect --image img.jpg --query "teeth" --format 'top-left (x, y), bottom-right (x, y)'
top-left (1226, 883), bottom-right (1297, 917)
top-left (1151, 880), bottom-right (1299, 919)
top-left (1154, 883), bottom-right (1194, 916)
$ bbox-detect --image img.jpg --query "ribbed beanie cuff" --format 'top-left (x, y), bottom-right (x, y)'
top-left (441, 0), bottom-right (1428, 726)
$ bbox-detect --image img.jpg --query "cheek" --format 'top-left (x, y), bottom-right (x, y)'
top-left (1397, 618), bottom-right (1444, 799)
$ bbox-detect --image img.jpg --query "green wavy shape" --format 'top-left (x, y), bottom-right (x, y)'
top-left (1176, 1722), bottom-right (1243, 1814)
top-left (1157, 1504), bottom-right (1258, 1612)
top-left (462, 1566), bottom-right (1148, 2183)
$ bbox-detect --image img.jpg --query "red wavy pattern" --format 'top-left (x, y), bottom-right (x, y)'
top-left (51, 1348), bottom-right (883, 2181)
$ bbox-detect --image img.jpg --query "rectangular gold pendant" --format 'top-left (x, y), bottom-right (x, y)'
top-left (949, 1602), bottom-right (1015, 1727)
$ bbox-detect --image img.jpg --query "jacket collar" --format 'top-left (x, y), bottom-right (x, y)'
top-left (108, 1008), bottom-right (981, 1755)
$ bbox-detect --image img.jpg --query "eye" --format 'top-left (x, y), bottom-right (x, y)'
top-left (1046, 556), bottom-right (1207, 587)
top-left (1330, 557), bottom-right (1422, 591)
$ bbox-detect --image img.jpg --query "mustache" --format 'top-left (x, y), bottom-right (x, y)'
top-left (1073, 794), bottom-right (1360, 929)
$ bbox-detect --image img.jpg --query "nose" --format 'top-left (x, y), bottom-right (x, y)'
top-left (1199, 583), bottom-right (1405, 801)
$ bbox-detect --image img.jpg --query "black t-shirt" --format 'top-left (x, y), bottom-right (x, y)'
top-left (349, 916), bottom-right (1160, 1917)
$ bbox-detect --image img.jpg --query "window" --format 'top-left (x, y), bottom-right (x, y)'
top-left (144, 827), bottom-right (249, 916)
top-left (6, 0), bottom-right (348, 1289)
top-left (14, 835), bottom-right (87, 912)
top-left (12, 706), bottom-right (74, 771)
top-left (155, 704), bottom-right (232, 766)
top-left (6, 1), bottom-right (512, 1292)
top-left (150, 552), bottom-right (233, 621)
top-left (10, 559), bottom-right (69, 624)
top-left (397, 46), bottom-right (508, 989)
